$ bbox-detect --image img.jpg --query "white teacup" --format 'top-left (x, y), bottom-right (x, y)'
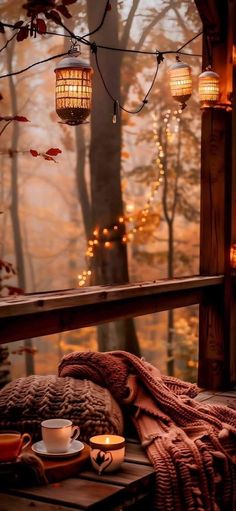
top-left (41, 419), bottom-right (80, 453)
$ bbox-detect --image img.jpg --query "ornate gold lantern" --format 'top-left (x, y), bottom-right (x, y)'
top-left (198, 68), bottom-right (220, 108)
top-left (54, 50), bottom-right (93, 125)
top-left (169, 61), bottom-right (192, 108)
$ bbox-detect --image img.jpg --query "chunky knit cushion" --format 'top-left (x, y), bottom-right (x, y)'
top-left (0, 375), bottom-right (124, 442)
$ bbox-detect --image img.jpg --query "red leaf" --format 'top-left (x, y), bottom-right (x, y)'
top-left (6, 286), bottom-right (24, 296)
top-left (0, 22), bottom-right (5, 33)
top-left (13, 20), bottom-right (24, 29)
top-left (16, 26), bottom-right (29, 42)
top-left (43, 154), bottom-right (56, 162)
top-left (46, 10), bottom-right (62, 24)
top-left (57, 4), bottom-right (71, 18)
top-left (46, 147), bottom-right (62, 156)
top-left (30, 149), bottom-right (39, 157)
top-left (0, 115), bottom-right (29, 122)
top-left (37, 18), bottom-right (47, 34)
top-left (13, 115), bottom-right (30, 122)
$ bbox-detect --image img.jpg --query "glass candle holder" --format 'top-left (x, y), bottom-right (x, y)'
top-left (89, 435), bottom-right (125, 475)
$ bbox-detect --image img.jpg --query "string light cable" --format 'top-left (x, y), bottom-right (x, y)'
top-left (78, 107), bottom-right (182, 286)
top-left (0, 17), bottom-right (203, 84)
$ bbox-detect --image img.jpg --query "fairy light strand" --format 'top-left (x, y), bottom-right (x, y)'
top-left (77, 109), bottom-right (183, 287)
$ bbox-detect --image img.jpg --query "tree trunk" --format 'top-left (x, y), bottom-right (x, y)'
top-left (162, 118), bottom-right (182, 376)
top-left (87, 1), bottom-right (140, 354)
top-left (167, 220), bottom-right (174, 376)
top-left (6, 41), bottom-right (34, 375)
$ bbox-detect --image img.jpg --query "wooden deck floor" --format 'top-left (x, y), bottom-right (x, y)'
top-left (195, 389), bottom-right (236, 409)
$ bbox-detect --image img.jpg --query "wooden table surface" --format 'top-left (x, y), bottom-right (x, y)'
top-left (0, 441), bottom-right (155, 511)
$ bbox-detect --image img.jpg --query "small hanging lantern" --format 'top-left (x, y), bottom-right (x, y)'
top-left (198, 68), bottom-right (220, 108)
top-left (230, 244), bottom-right (236, 269)
top-left (169, 60), bottom-right (192, 108)
top-left (54, 48), bottom-right (93, 125)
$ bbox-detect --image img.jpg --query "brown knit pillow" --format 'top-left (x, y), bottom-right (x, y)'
top-left (0, 375), bottom-right (124, 442)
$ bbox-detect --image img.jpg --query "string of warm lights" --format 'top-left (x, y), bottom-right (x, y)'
top-left (0, 14), bottom-right (222, 125)
top-left (77, 108), bottom-right (182, 287)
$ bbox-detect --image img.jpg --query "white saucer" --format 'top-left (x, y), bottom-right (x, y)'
top-left (31, 440), bottom-right (84, 458)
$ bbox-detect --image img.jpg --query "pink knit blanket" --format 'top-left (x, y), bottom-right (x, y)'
top-left (58, 350), bottom-right (236, 511)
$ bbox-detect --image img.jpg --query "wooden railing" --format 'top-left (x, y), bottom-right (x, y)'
top-left (0, 275), bottom-right (223, 344)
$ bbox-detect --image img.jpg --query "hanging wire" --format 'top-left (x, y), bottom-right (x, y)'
top-left (176, 31), bottom-right (203, 53)
top-left (0, 20), bottom-right (203, 58)
top-left (0, 51), bottom-right (69, 79)
top-left (82, 0), bottom-right (111, 38)
top-left (92, 43), bottom-right (162, 115)
top-left (0, 2), bottom-right (203, 89)
top-left (205, 34), bottom-right (212, 68)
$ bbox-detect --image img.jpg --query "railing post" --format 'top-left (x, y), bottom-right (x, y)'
top-left (198, 0), bottom-right (235, 389)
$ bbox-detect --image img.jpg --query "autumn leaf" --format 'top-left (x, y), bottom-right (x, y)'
top-left (5, 286), bottom-right (24, 296)
top-left (45, 10), bottom-right (62, 25)
top-left (46, 147), bottom-right (62, 156)
top-left (16, 26), bottom-right (29, 42)
top-left (37, 18), bottom-right (47, 34)
top-left (13, 20), bottom-right (25, 29)
top-left (0, 115), bottom-right (30, 122)
top-left (43, 154), bottom-right (56, 162)
top-left (14, 115), bottom-right (30, 122)
top-left (30, 149), bottom-right (39, 157)
top-left (121, 151), bottom-right (130, 159)
top-left (0, 260), bottom-right (16, 275)
top-left (57, 4), bottom-right (71, 18)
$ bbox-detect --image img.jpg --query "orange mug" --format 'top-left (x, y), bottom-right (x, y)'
top-left (0, 431), bottom-right (31, 462)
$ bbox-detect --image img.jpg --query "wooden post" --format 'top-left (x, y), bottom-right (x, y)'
top-left (199, 108), bottom-right (231, 389)
top-left (197, 0), bottom-right (235, 389)
top-left (229, 0), bottom-right (236, 385)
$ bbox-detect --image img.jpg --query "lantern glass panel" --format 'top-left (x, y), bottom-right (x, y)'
top-left (55, 65), bottom-right (92, 125)
top-left (198, 71), bottom-right (220, 108)
top-left (169, 63), bottom-right (192, 104)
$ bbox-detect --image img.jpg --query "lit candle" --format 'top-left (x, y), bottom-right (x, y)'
top-left (89, 434), bottom-right (125, 475)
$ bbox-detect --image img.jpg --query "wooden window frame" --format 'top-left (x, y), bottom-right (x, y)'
top-left (0, 1), bottom-right (235, 391)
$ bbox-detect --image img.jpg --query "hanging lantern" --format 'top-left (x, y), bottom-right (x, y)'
top-left (230, 244), bottom-right (236, 269)
top-left (54, 50), bottom-right (93, 125)
top-left (169, 61), bottom-right (192, 108)
top-left (198, 68), bottom-right (220, 108)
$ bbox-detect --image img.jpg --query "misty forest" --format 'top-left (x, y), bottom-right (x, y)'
top-left (0, 0), bottom-right (202, 385)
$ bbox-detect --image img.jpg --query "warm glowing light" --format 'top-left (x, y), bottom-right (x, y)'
top-left (103, 228), bottom-right (108, 235)
top-left (119, 217), bottom-right (124, 223)
top-left (54, 50), bottom-right (93, 125)
top-left (126, 203), bottom-right (135, 213)
top-left (169, 61), bottom-right (192, 107)
top-left (230, 244), bottom-right (236, 269)
top-left (198, 69), bottom-right (220, 108)
top-left (105, 241), bottom-right (111, 248)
